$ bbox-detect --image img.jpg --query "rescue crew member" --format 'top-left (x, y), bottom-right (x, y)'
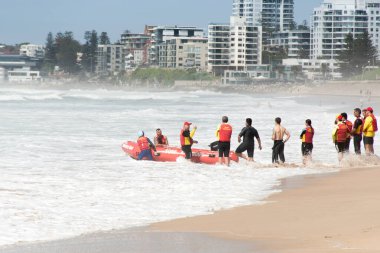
top-left (363, 107), bottom-right (377, 155)
top-left (235, 118), bottom-right (262, 162)
top-left (272, 117), bottom-right (290, 164)
top-left (180, 122), bottom-right (198, 159)
top-left (137, 130), bottom-right (157, 161)
top-left (332, 115), bottom-right (350, 162)
top-left (216, 116), bottom-right (233, 166)
top-left (351, 108), bottom-right (363, 155)
top-left (362, 108), bottom-right (368, 120)
top-left (341, 113), bottom-right (353, 152)
top-left (300, 119), bottom-right (314, 165)
top-left (154, 128), bottom-right (169, 146)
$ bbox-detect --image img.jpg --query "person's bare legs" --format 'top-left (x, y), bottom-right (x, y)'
top-left (224, 157), bottom-right (231, 166)
top-left (218, 157), bottom-right (223, 165)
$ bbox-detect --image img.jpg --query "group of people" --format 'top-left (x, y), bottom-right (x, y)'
top-left (332, 107), bottom-right (377, 161)
top-left (135, 107), bottom-right (377, 165)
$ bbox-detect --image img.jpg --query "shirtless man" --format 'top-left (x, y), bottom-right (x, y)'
top-left (272, 117), bottom-right (291, 164)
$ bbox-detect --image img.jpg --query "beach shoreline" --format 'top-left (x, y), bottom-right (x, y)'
top-left (151, 163), bottom-right (380, 253)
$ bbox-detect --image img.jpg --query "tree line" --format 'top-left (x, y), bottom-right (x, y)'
top-left (42, 30), bottom-right (111, 74)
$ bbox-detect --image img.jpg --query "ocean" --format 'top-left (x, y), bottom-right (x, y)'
top-left (0, 86), bottom-right (374, 247)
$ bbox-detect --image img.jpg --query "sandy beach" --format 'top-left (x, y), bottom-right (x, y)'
top-left (151, 165), bottom-right (380, 253)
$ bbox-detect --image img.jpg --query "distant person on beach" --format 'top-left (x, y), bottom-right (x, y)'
top-left (351, 108), bottom-right (364, 155)
top-left (341, 113), bottom-right (353, 152)
top-left (216, 116), bottom-right (233, 166)
top-left (272, 117), bottom-right (290, 164)
top-left (332, 115), bottom-right (350, 162)
top-left (300, 119), bottom-right (314, 165)
top-left (137, 131), bottom-right (157, 161)
top-left (363, 107), bottom-right (378, 155)
top-left (154, 128), bottom-right (169, 146)
top-left (180, 122), bottom-right (198, 159)
top-left (235, 118), bottom-right (262, 162)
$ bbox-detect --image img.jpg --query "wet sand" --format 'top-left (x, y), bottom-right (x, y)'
top-left (151, 165), bottom-right (380, 253)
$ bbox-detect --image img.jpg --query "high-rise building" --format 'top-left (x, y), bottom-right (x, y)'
top-left (96, 44), bottom-right (124, 75)
top-left (208, 16), bottom-right (262, 76)
top-left (311, 0), bottom-right (380, 60)
top-left (232, 0), bottom-right (295, 32)
top-left (269, 30), bottom-right (311, 58)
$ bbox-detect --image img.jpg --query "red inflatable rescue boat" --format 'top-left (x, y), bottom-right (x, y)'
top-left (122, 141), bottom-right (239, 165)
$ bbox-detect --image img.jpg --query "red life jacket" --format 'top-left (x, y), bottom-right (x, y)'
top-left (345, 120), bottom-right (353, 133)
top-left (304, 126), bottom-right (314, 144)
top-left (371, 115), bottom-right (378, 132)
top-left (156, 135), bottom-right (167, 145)
top-left (336, 123), bottom-right (349, 143)
top-left (219, 123), bottom-right (233, 142)
top-left (180, 129), bottom-right (193, 146)
top-left (137, 137), bottom-right (150, 151)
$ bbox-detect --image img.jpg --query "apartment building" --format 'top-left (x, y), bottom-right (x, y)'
top-left (19, 44), bottom-right (45, 58)
top-left (158, 37), bottom-right (208, 71)
top-left (208, 16), bottom-right (263, 76)
top-left (269, 30), bottom-right (311, 58)
top-left (120, 31), bottom-right (151, 67)
top-left (96, 44), bottom-right (123, 75)
top-left (232, 0), bottom-right (295, 31)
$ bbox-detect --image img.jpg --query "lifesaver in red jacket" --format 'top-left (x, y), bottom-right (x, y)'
top-left (137, 136), bottom-right (150, 151)
top-left (218, 123), bottom-right (233, 142)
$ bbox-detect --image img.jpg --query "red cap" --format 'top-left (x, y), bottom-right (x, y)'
top-left (183, 121), bottom-right (192, 126)
top-left (337, 115), bottom-right (343, 121)
top-left (367, 107), bottom-right (373, 113)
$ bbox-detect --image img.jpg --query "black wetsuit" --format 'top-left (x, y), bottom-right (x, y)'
top-left (235, 126), bottom-right (260, 158)
top-left (181, 130), bottom-right (192, 159)
top-left (353, 118), bottom-right (363, 154)
top-left (272, 140), bottom-right (285, 163)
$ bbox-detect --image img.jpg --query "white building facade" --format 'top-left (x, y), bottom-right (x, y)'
top-left (208, 16), bottom-right (263, 76)
top-left (269, 30), bottom-right (311, 58)
top-left (232, 0), bottom-right (294, 31)
top-left (311, 0), bottom-right (380, 60)
top-left (19, 44), bottom-right (45, 58)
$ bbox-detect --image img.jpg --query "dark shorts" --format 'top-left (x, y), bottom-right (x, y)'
top-left (218, 141), bottom-right (231, 158)
top-left (363, 136), bottom-right (374, 145)
top-left (301, 143), bottom-right (313, 156)
top-left (335, 142), bottom-right (346, 153)
top-left (181, 145), bottom-right (192, 159)
top-left (235, 142), bottom-right (254, 158)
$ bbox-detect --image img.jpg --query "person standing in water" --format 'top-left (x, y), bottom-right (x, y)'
top-left (300, 119), bottom-right (314, 165)
top-left (341, 113), bottom-right (353, 152)
top-left (332, 115), bottom-right (350, 162)
top-left (180, 122), bottom-right (198, 159)
top-left (235, 118), bottom-right (262, 162)
top-left (351, 108), bottom-right (363, 155)
top-left (363, 107), bottom-right (377, 155)
top-left (216, 116), bottom-right (233, 166)
top-left (272, 117), bottom-right (291, 164)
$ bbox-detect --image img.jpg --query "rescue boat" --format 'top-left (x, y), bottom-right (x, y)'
top-left (122, 141), bottom-right (239, 165)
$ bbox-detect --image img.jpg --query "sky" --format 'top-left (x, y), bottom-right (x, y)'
top-left (0, 0), bottom-right (322, 45)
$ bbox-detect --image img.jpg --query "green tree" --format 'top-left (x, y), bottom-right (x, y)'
top-left (42, 32), bottom-right (56, 74)
top-left (99, 32), bottom-right (110, 45)
top-left (82, 30), bottom-right (98, 72)
top-left (337, 32), bottom-right (377, 78)
top-left (55, 31), bottom-right (81, 73)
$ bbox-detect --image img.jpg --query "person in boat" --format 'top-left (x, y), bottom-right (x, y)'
top-left (351, 108), bottom-right (364, 155)
top-left (363, 107), bottom-right (377, 155)
top-left (180, 122), bottom-right (198, 159)
top-left (235, 118), bottom-right (262, 162)
top-left (137, 130), bottom-right (157, 161)
top-left (216, 116), bottom-right (233, 166)
top-left (272, 117), bottom-right (290, 164)
top-left (154, 128), bottom-right (169, 146)
top-left (332, 115), bottom-right (350, 162)
top-left (300, 119), bottom-right (314, 165)
top-left (341, 112), bottom-right (353, 152)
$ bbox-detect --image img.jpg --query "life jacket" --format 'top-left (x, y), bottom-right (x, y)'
top-left (336, 123), bottom-right (349, 143)
top-left (218, 123), bottom-right (233, 142)
top-left (302, 126), bottom-right (314, 143)
top-left (156, 135), bottom-right (167, 145)
top-left (345, 120), bottom-right (353, 133)
top-left (180, 129), bottom-right (193, 146)
top-left (371, 115), bottom-right (378, 132)
top-left (137, 137), bottom-right (150, 151)
top-left (354, 117), bottom-right (363, 135)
